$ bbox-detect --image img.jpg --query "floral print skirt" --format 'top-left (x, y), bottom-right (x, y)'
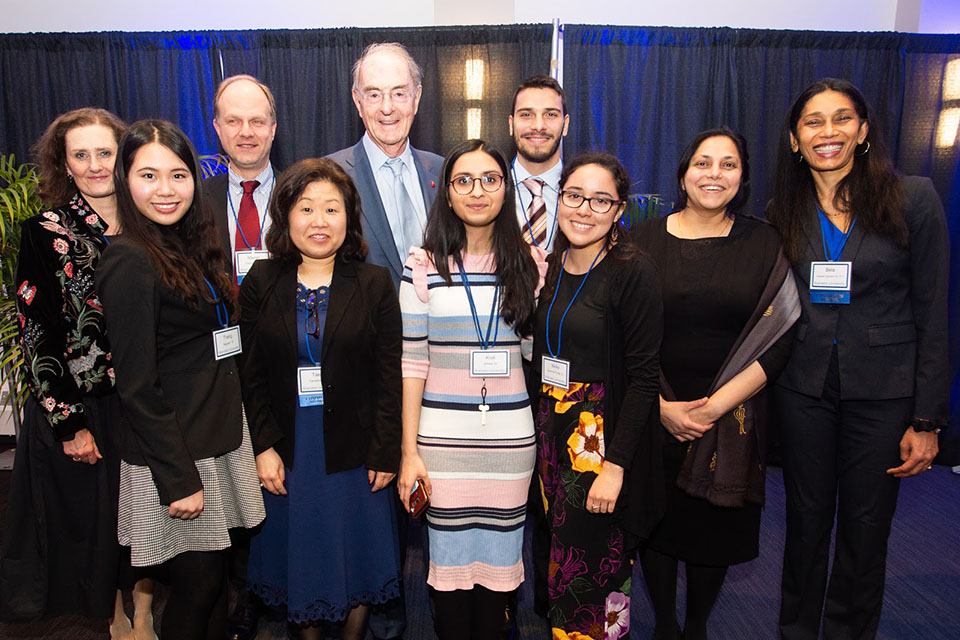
top-left (536, 382), bottom-right (631, 640)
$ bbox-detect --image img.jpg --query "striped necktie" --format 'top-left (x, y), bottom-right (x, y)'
top-left (521, 178), bottom-right (548, 246)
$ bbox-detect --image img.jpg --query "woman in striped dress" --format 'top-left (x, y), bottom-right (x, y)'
top-left (397, 139), bottom-right (546, 639)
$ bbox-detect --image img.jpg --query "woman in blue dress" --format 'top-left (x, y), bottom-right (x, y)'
top-left (238, 158), bottom-right (403, 639)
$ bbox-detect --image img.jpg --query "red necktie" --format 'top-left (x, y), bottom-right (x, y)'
top-left (235, 180), bottom-right (261, 251)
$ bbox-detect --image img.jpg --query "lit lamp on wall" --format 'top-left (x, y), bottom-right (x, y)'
top-left (465, 59), bottom-right (483, 139)
top-left (935, 58), bottom-right (960, 148)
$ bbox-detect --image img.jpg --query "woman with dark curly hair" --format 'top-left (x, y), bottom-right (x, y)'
top-left (0, 108), bottom-right (156, 638)
top-left (238, 158), bottom-right (403, 639)
top-left (769, 78), bottom-right (948, 640)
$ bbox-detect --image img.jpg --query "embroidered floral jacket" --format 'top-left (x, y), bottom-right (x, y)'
top-left (15, 193), bottom-right (115, 440)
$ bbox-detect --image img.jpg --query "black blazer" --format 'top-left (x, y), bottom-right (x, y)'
top-left (205, 171), bottom-right (232, 258)
top-left (238, 256), bottom-right (402, 473)
top-left (776, 175), bottom-right (949, 426)
top-left (96, 237), bottom-right (243, 505)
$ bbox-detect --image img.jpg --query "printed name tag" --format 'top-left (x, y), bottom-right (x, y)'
top-left (470, 349), bottom-right (510, 377)
top-left (212, 326), bottom-right (243, 360)
top-left (235, 250), bottom-right (270, 283)
top-left (297, 366), bottom-right (324, 407)
top-left (810, 261), bottom-right (852, 304)
top-left (541, 355), bottom-right (571, 390)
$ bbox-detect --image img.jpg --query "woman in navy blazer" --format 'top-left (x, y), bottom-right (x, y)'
top-left (238, 158), bottom-right (402, 640)
top-left (768, 79), bottom-right (948, 640)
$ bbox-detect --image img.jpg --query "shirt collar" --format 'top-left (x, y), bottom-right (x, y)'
top-left (513, 157), bottom-right (562, 193)
top-left (363, 132), bottom-right (415, 172)
top-left (228, 163), bottom-right (273, 191)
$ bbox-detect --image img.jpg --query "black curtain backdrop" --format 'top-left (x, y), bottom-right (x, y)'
top-left (1, 23), bottom-right (959, 460)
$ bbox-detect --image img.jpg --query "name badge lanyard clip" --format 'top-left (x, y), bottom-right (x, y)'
top-left (513, 159), bottom-right (560, 251)
top-left (205, 278), bottom-right (242, 360)
top-left (299, 292), bottom-right (325, 407)
top-left (458, 261), bottom-right (501, 426)
top-left (228, 174), bottom-right (275, 251)
top-left (542, 247), bottom-right (604, 389)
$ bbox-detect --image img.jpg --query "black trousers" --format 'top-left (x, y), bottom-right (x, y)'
top-left (776, 353), bottom-right (911, 640)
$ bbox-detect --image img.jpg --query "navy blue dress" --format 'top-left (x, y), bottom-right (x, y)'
top-left (247, 283), bottom-right (402, 624)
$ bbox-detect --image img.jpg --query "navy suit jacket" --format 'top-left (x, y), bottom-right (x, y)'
top-left (327, 140), bottom-right (443, 288)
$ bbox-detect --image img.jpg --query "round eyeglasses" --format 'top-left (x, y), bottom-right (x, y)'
top-left (448, 174), bottom-right (504, 195)
top-left (560, 190), bottom-right (623, 214)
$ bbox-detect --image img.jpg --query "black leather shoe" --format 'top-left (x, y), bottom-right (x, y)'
top-left (226, 603), bottom-right (259, 640)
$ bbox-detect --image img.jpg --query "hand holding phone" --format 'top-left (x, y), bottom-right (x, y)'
top-left (409, 479), bottom-right (429, 518)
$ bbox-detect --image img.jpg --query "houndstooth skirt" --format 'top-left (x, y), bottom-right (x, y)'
top-left (117, 423), bottom-right (265, 567)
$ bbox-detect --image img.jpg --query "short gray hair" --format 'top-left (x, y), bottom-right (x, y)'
top-left (351, 42), bottom-right (423, 92)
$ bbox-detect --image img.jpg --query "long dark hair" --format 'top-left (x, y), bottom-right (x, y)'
top-left (265, 158), bottom-right (368, 264)
top-left (33, 107), bottom-right (127, 207)
top-left (113, 120), bottom-right (235, 313)
top-left (675, 126), bottom-right (751, 216)
top-left (769, 78), bottom-right (905, 264)
top-left (423, 139), bottom-right (539, 336)
top-left (544, 152), bottom-right (640, 297)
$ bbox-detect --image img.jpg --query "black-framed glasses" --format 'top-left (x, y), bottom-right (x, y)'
top-left (305, 291), bottom-right (321, 339)
top-left (448, 173), bottom-right (504, 195)
top-left (560, 190), bottom-right (623, 214)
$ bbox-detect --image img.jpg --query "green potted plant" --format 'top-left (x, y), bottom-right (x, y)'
top-left (0, 154), bottom-right (45, 415)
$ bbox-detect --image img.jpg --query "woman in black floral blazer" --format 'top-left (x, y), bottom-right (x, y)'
top-left (0, 108), bottom-right (156, 639)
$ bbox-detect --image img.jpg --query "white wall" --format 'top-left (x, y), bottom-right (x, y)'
top-left (3, 0), bottom-right (958, 34)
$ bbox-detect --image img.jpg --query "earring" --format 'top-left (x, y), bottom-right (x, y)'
top-left (67, 173), bottom-right (74, 182)
top-left (611, 224), bottom-right (620, 243)
top-left (856, 141), bottom-right (871, 156)
top-left (795, 150), bottom-right (805, 165)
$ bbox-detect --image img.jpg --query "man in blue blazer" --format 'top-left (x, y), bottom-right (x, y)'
top-left (328, 42), bottom-right (443, 640)
top-left (328, 42), bottom-right (443, 290)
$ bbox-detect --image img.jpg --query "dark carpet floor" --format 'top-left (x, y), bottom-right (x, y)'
top-left (0, 453), bottom-right (957, 639)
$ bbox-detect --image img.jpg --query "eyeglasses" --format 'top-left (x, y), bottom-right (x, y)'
top-left (305, 291), bottom-right (322, 339)
top-left (360, 88), bottom-right (414, 106)
top-left (560, 190), bottom-right (623, 214)
top-left (448, 174), bottom-right (504, 195)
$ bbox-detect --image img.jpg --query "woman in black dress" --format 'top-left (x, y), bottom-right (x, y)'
top-left (533, 153), bottom-right (662, 640)
top-left (633, 128), bottom-right (798, 640)
top-left (1, 108), bottom-right (156, 638)
top-left (769, 79), bottom-right (947, 640)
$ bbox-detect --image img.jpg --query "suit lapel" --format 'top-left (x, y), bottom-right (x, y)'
top-left (269, 263), bottom-right (299, 362)
top-left (322, 258), bottom-right (358, 362)
top-left (411, 146), bottom-right (440, 210)
top-left (803, 206), bottom-right (826, 262)
top-left (353, 142), bottom-right (403, 280)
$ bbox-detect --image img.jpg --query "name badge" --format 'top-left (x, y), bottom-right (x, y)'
top-left (541, 355), bottom-right (571, 390)
top-left (235, 250), bottom-right (270, 284)
top-left (212, 325), bottom-right (242, 360)
top-left (470, 349), bottom-right (510, 378)
top-left (810, 261), bottom-right (852, 304)
top-left (297, 366), bottom-right (324, 407)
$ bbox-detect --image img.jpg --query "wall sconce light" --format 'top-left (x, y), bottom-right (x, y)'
top-left (935, 107), bottom-right (960, 148)
top-left (467, 108), bottom-right (482, 139)
top-left (943, 59), bottom-right (960, 101)
top-left (465, 59), bottom-right (484, 100)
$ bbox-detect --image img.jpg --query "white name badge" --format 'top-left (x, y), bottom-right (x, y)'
top-left (297, 366), bottom-right (325, 407)
top-left (470, 349), bottom-right (510, 378)
top-left (212, 326), bottom-right (243, 360)
top-left (235, 250), bottom-right (270, 283)
top-left (810, 261), bottom-right (852, 304)
top-left (541, 355), bottom-right (571, 390)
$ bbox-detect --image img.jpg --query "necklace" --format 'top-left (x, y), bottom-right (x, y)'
top-left (297, 270), bottom-right (332, 288)
top-left (675, 210), bottom-right (733, 239)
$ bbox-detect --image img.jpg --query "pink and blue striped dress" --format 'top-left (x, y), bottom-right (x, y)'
top-left (400, 248), bottom-right (546, 592)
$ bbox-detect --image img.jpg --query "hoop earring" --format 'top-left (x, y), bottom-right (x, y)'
top-left (856, 141), bottom-right (871, 156)
top-left (611, 224), bottom-right (620, 243)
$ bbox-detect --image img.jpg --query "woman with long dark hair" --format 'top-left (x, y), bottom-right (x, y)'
top-left (768, 78), bottom-right (947, 639)
top-left (396, 139), bottom-right (545, 639)
top-left (533, 153), bottom-right (662, 640)
top-left (0, 108), bottom-right (157, 638)
top-left (238, 158), bottom-right (402, 639)
top-left (633, 128), bottom-right (798, 640)
top-left (95, 120), bottom-right (264, 640)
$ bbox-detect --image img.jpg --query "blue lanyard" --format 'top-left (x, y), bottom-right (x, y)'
top-left (304, 329), bottom-right (321, 366)
top-left (512, 159), bottom-right (560, 250)
top-left (457, 261), bottom-right (500, 349)
top-left (203, 278), bottom-right (229, 328)
top-left (817, 208), bottom-right (856, 261)
top-left (101, 234), bottom-right (111, 246)
top-left (545, 247), bottom-right (605, 358)
top-left (228, 173), bottom-right (274, 251)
